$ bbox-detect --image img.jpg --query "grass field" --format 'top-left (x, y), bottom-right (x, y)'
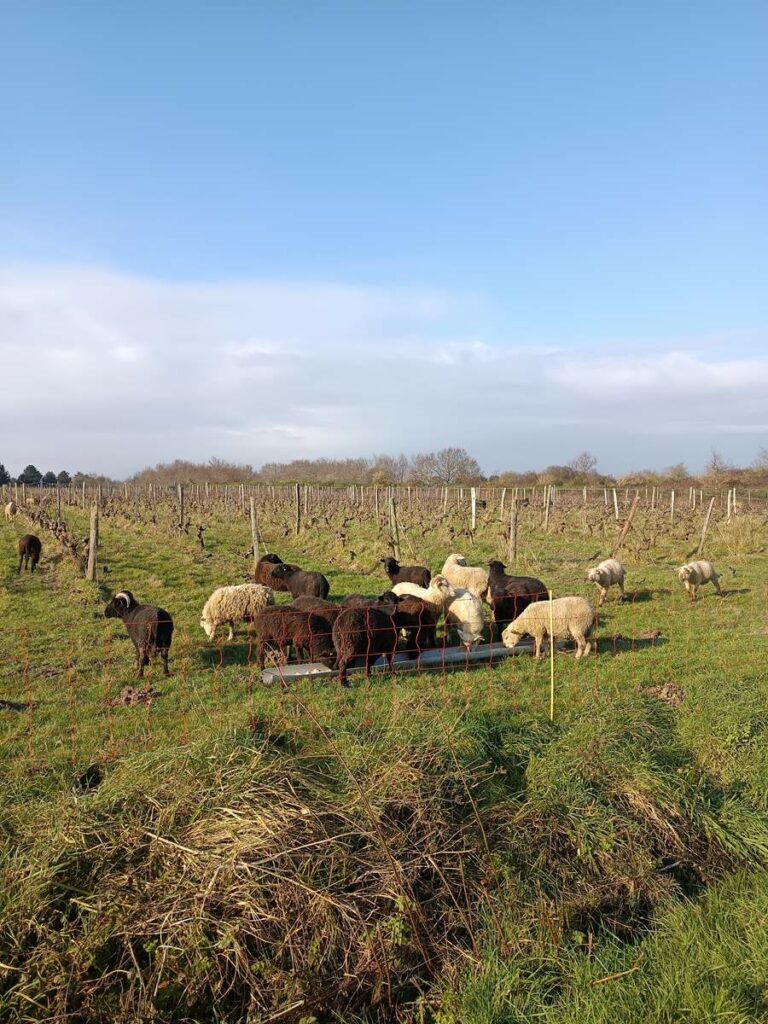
top-left (1, 491), bottom-right (767, 1022)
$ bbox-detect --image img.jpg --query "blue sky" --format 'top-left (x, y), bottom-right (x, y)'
top-left (2, 1), bottom-right (767, 476)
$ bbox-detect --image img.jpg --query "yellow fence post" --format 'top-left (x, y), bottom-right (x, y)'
top-left (549, 589), bottom-right (555, 721)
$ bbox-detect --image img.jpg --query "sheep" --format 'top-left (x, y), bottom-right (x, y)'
top-left (444, 588), bottom-right (486, 649)
top-left (104, 590), bottom-right (174, 677)
top-left (200, 583), bottom-right (275, 641)
top-left (341, 592), bottom-right (398, 607)
top-left (17, 534), bottom-right (42, 574)
top-left (5, 501), bottom-right (17, 521)
top-left (487, 560), bottom-right (548, 631)
top-left (270, 562), bottom-right (330, 599)
top-left (390, 595), bottom-right (438, 655)
top-left (253, 606), bottom-right (336, 668)
top-left (391, 575), bottom-right (484, 648)
top-left (587, 558), bottom-right (626, 605)
top-left (502, 596), bottom-right (597, 660)
top-left (332, 605), bottom-right (399, 686)
top-left (441, 554), bottom-right (489, 602)
top-left (254, 553), bottom-right (302, 592)
top-left (391, 574), bottom-right (456, 611)
top-left (677, 560), bottom-right (722, 600)
top-left (380, 557), bottom-right (431, 589)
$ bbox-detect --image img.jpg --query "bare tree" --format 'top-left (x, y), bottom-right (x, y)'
top-left (410, 447), bottom-right (483, 485)
top-left (568, 451), bottom-right (598, 475)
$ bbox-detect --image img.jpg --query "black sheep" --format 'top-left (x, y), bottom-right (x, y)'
top-left (17, 534), bottom-right (42, 574)
top-left (104, 590), bottom-right (174, 678)
top-left (380, 557), bottom-right (431, 589)
top-left (270, 562), bottom-right (330, 599)
top-left (253, 606), bottom-right (335, 668)
top-left (254, 553), bottom-right (302, 592)
top-left (332, 605), bottom-right (399, 686)
top-left (487, 560), bottom-right (548, 632)
top-left (391, 595), bottom-right (438, 656)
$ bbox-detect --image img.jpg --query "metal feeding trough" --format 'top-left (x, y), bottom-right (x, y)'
top-left (260, 638), bottom-right (564, 685)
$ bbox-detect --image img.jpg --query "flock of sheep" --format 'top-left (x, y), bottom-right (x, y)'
top-left (5, 495), bottom-right (724, 686)
top-left (98, 552), bottom-right (723, 687)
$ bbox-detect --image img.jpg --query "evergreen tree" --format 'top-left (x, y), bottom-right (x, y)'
top-left (0, 464), bottom-right (10, 485)
top-left (18, 464), bottom-right (43, 486)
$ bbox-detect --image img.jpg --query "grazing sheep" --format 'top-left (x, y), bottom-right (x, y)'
top-left (254, 553), bottom-right (302, 592)
top-left (253, 607), bottom-right (335, 668)
top-left (390, 596), bottom-right (438, 655)
top-left (502, 596), bottom-right (597, 660)
top-left (341, 592), bottom-right (398, 607)
top-left (4, 501), bottom-right (18, 521)
top-left (487, 560), bottom-right (548, 631)
top-left (391, 574), bottom-right (456, 611)
top-left (677, 560), bottom-right (722, 600)
top-left (380, 557), bottom-right (431, 589)
top-left (270, 562), bottom-right (330, 599)
top-left (17, 534), bottom-right (42, 574)
top-left (200, 583), bottom-right (275, 641)
top-left (441, 554), bottom-right (489, 602)
top-left (332, 605), bottom-right (399, 686)
top-left (104, 590), bottom-right (174, 677)
top-left (444, 588), bottom-right (486, 649)
top-left (587, 558), bottom-right (626, 605)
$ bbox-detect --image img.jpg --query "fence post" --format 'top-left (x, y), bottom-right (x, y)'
top-left (611, 493), bottom-right (640, 557)
top-left (388, 492), bottom-right (401, 560)
top-left (697, 496), bottom-right (716, 556)
top-left (250, 496), bottom-right (259, 568)
top-left (294, 483), bottom-right (301, 535)
top-left (507, 499), bottom-right (518, 563)
top-left (470, 486), bottom-right (477, 530)
top-left (549, 589), bottom-right (555, 721)
top-left (86, 505), bottom-right (99, 582)
top-left (670, 489), bottom-right (675, 525)
top-left (612, 488), bottom-right (619, 522)
top-left (177, 484), bottom-right (184, 533)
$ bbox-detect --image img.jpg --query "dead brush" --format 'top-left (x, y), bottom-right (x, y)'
top-left (0, 742), bottom-right (499, 1022)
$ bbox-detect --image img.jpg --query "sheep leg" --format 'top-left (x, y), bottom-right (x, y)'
top-left (533, 635), bottom-right (542, 659)
top-left (617, 580), bottom-right (624, 600)
top-left (227, 623), bottom-right (235, 641)
top-left (573, 631), bottom-right (586, 659)
top-left (136, 645), bottom-right (146, 678)
top-left (598, 587), bottom-right (607, 607)
top-left (713, 576), bottom-right (722, 595)
top-left (160, 649), bottom-right (170, 676)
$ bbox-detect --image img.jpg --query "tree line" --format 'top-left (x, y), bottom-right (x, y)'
top-left (4, 448), bottom-right (768, 491)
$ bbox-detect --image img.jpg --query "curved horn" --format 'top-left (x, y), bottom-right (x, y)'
top-left (115, 591), bottom-right (133, 607)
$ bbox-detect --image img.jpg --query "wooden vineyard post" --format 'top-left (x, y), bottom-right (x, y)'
top-left (470, 487), bottom-right (477, 531)
top-left (250, 496), bottom-right (259, 568)
top-left (507, 499), bottom-right (519, 563)
top-left (388, 492), bottom-right (401, 560)
top-left (612, 488), bottom-right (620, 522)
top-left (374, 485), bottom-right (379, 520)
top-left (611, 493), bottom-right (640, 557)
top-left (543, 485), bottom-right (550, 531)
top-left (177, 484), bottom-right (184, 533)
top-left (86, 505), bottom-right (99, 582)
top-left (56, 484), bottom-right (61, 521)
top-left (697, 496), bottom-right (716, 556)
top-left (670, 489), bottom-right (675, 525)
top-left (294, 483), bottom-right (301, 536)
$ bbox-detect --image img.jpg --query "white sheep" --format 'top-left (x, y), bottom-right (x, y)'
top-left (587, 558), bottom-right (626, 605)
top-left (502, 596), bottom-right (597, 660)
top-left (200, 583), bottom-right (275, 640)
top-left (441, 554), bottom-right (490, 602)
top-left (676, 560), bottom-right (722, 601)
top-left (444, 588), bottom-right (486, 648)
top-left (391, 574), bottom-right (456, 610)
top-left (4, 501), bottom-right (18, 521)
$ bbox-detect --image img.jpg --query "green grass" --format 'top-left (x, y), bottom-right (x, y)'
top-left (0, 493), bottom-right (767, 1021)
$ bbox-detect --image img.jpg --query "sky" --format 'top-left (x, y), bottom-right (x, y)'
top-left (1, 0), bottom-right (766, 478)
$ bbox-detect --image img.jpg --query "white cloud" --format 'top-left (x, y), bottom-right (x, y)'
top-left (0, 263), bottom-right (766, 476)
